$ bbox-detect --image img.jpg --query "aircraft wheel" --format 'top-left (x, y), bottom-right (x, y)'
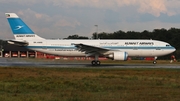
top-left (153, 61), bottom-right (157, 64)
top-left (91, 60), bottom-right (101, 66)
top-left (96, 60), bottom-right (101, 66)
top-left (91, 60), bottom-right (96, 66)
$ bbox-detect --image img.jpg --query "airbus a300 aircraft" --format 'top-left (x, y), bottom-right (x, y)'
top-left (5, 13), bottom-right (176, 65)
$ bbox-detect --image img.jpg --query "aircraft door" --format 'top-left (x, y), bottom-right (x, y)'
top-left (42, 41), bottom-right (47, 50)
top-left (153, 42), bottom-right (162, 56)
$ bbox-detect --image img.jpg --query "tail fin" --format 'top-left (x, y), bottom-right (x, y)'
top-left (5, 13), bottom-right (44, 40)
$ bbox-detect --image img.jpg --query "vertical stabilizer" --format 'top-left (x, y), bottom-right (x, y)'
top-left (5, 13), bottom-right (44, 40)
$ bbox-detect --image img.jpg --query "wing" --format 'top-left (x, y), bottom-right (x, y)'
top-left (74, 43), bottom-right (109, 56)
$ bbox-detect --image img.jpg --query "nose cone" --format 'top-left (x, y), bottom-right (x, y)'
top-left (172, 47), bottom-right (176, 53)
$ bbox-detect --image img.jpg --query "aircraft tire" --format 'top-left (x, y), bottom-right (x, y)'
top-left (153, 61), bottom-right (157, 64)
top-left (91, 60), bottom-right (101, 66)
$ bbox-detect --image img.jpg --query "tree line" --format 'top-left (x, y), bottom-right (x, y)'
top-left (66, 28), bottom-right (180, 60)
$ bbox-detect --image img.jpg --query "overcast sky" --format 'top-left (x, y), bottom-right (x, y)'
top-left (1, 0), bottom-right (180, 39)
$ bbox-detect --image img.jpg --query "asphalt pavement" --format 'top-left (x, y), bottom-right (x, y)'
top-left (0, 57), bottom-right (179, 68)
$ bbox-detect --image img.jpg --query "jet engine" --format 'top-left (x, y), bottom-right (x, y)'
top-left (107, 51), bottom-right (128, 61)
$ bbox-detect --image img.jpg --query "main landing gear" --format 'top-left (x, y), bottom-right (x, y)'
top-left (91, 54), bottom-right (101, 66)
top-left (91, 60), bottom-right (101, 66)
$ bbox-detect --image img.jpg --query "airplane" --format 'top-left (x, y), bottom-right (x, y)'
top-left (5, 13), bottom-right (176, 65)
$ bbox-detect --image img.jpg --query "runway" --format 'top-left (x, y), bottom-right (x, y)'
top-left (0, 58), bottom-right (179, 68)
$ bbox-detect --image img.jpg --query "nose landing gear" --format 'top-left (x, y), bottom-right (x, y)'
top-left (153, 56), bottom-right (157, 64)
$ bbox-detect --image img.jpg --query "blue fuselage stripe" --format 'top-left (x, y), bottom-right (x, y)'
top-left (25, 46), bottom-right (175, 50)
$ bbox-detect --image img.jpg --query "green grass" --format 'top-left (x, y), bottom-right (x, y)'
top-left (0, 67), bottom-right (180, 101)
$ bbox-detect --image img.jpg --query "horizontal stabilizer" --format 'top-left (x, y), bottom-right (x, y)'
top-left (7, 40), bottom-right (29, 46)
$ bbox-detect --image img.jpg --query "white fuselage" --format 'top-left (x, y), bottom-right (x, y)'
top-left (25, 39), bottom-right (175, 57)
top-left (5, 13), bottom-right (176, 63)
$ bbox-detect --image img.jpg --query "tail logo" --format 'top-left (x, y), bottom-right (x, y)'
top-left (5, 13), bottom-right (45, 39)
top-left (14, 25), bottom-right (23, 30)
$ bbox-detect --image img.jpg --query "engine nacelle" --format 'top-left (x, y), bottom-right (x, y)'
top-left (107, 51), bottom-right (128, 61)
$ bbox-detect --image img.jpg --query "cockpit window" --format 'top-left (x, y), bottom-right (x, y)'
top-left (166, 44), bottom-right (170, 47)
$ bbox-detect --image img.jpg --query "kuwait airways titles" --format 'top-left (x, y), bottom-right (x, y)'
top-left (125, 42), bottom-right (154, 45)
top-left (100, 42), bottom-right (154, 46)
top-left (16, 35), bottom-right (35, 37)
